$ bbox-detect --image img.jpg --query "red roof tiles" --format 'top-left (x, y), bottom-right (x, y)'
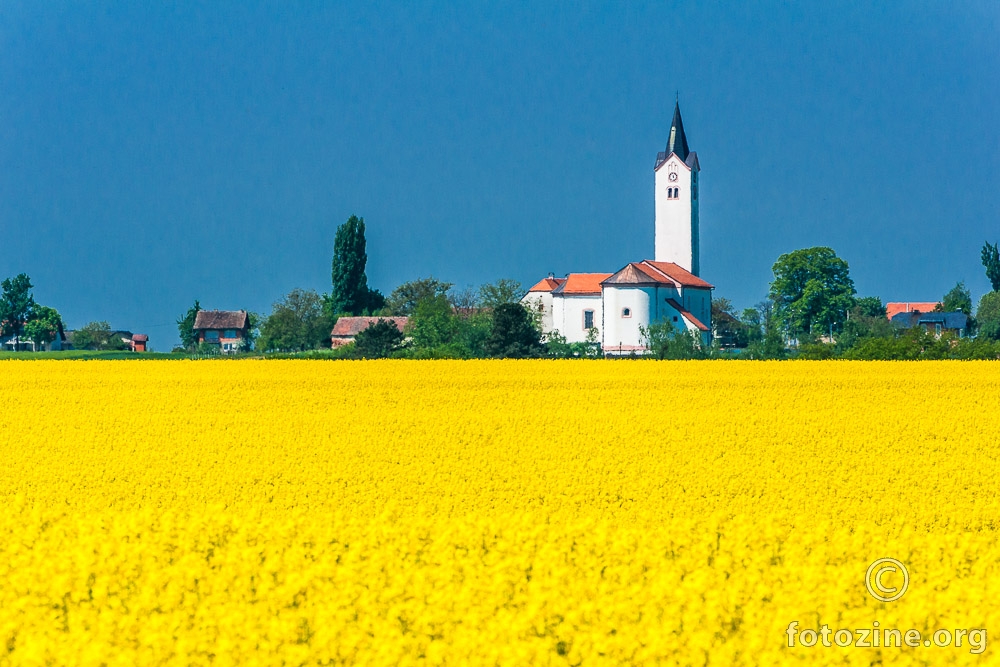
top-left (527, 277), bottom-right (566, 293)
top-left (552, 273), bottom-right (613, 295)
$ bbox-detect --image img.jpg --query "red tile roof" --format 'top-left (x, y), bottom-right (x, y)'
top-left (527, 277), bottom-right (566, 292)
top-left (331, 316), bottom-right (409, 337)
top-left (666, 298), bottom-right (710, 332)
top-left (603, 261), bottom-right (712, 289)
top-left (552, 273), bottom-right (613, 295)
top-left (640, 261), bottom-right (714, 288)
top-left (885, 302), bottom-right (941, 320)
top-left (131, 334), bottom-right (148, 342)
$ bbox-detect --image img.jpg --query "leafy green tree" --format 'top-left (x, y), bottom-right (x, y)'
top-left (386, 277), bottom-right (453, 316)
top-left (939, 281), bottom-right (972, 315)
top-left (240, 312), bottom-right (261, 352)
top-left (0, 273), bottom-right (35, 350)
top-left (982, 241), bottom-right (1000, 292)
top-left (976, 291), bottom-right (1000, 341)
top-left (176, 300), bottom-right (201, 351)
top-left (24, 305), bottom-right (63, 350)
top-left (836, 300), bottom-right (895, 353)
top-left (258, 289), bottom-right (329, 352)
top-left (478, 279), bottom-right (524, 310)
top-left (743, 300), bottom-right (786, 359)
top-left (407, 294), bottom-right (459, 354)
top-left (352, 319), bottom-right (405, 358)
top-left (484, 303), bottom-right (543, 358)
top-left (72, 321), bottom-right (129, 351)
top-left (329, 215), bottom-right (384, 316)
top-left (768, 247), bottom-right (856, 338)
top-left (641, 321), bottom-right (706, 360)
top-left (712, 298), bottom-right (749, 348)
top-left (854, 296), bottom-right (886, 318)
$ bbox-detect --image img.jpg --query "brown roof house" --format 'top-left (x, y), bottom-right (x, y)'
top-left (193, 310), bottom-right (250, 353)
top-left (330, 316), bottom-right (408, 349)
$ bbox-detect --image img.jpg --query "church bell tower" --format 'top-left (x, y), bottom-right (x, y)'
top-left (654, 102), bottom-right (700, 276)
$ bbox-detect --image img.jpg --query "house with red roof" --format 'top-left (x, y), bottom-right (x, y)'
top-left (885, 302), bottom-right (941, 320)
top-left (521, 101), bottom-right (714, 354)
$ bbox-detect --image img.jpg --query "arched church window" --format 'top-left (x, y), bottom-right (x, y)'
top-left (622, 308), bottom-right (631, 318)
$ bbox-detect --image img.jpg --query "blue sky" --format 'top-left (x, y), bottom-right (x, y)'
top-left (2, 2), bottom-right (998, 348)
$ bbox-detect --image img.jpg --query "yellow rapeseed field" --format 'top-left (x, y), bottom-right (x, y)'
top-left (2, 360), bottom-right (999, 666)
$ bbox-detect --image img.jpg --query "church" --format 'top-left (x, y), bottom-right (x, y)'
top-left (522, 102), bottom-right (714, 354)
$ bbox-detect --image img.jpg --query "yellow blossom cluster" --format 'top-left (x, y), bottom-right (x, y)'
top-left (1, 360), bottom-right (999, 665)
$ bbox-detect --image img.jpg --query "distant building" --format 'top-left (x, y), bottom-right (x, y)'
top-left (521, 275), bottom-right (565, 334)
top-left (891, 311), bottom-right (969, 337)
top-left (330, 316), bottom-right (408, 349)
top-left (131, 334), bottom-right (149, 352)
top-left (193, 310), bottom-right (250, 353)
top-left (885, 302), bottom-right (941, 320)
top-left (0, 321), bottom-right (66, 351)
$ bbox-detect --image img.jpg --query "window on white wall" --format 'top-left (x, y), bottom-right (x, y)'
top-left (584, 310), bottom-right (595, 329)
top-left (622, 308), bottom-right (631, 318)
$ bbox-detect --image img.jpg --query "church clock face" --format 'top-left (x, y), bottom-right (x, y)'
top-left (668, 172), bottom-right (678, 182)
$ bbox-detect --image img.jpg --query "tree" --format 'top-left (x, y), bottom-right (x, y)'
top-left (176, 300), bottom-right (201, 351)
top-left (835, 300), bottom-right (894, 354)
top-left (448, 285), bottom-right (479, 311)
top-left (258, 289), bottom-right (329, 352)
top-left (407, 294), bottom-right (459, 354)
top-left (641, 321), bottom-right (706, 360)
top-left (353, 319), bottom-right (405, 358)
top-left (768, 247), bottom-right (856, 338)
top-left (976, 292), bottom-right (1000, 341)
top-left (939, 281), bottom-right (973, 315)
top-left (385, 277), bottom-right (453, 316)
top-left (982, 241), bottom-right (1000, 292)
top-left (484, 303), bottom-right (543, 358)
top-left (329, 215), bottom-right (384, 316)
top-left (72, 321), bottom-right (129, 351)
top-left (743, 300), bottom-right (786, 360)
top-left (478, 279), bottom-right (524, 310)
top-left (854, 296), bottom-right (886, 319)
top-left (712, 297), bottom-right (749, 348)
top-left (24, 305), bottom-right (62, 350)
top-left (0, 273), bottom-right (35, 350)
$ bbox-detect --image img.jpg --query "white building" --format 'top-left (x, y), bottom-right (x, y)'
top-left (522, 275), bottom-right (564, 334)
top-left (523, 102), bottom-right (713, 353)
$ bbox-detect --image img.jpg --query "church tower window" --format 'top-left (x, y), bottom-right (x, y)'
top-left (622, 308), bottom-right (631, 318)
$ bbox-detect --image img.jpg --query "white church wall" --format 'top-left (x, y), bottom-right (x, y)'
top-left (602, 286), bottom-right (653, 351)
top-left (654, 157), bottom-right (697, 275)
top-left (552, 294), bottom-right (603, 344)
top-left (521, 292), bottom-right (555, 335)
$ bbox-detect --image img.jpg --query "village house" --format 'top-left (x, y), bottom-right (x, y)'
top-left (193, 310), bottom-right (250, 353)
top-left (891, 310), bottom-right (969, 337)
top-left (0, 322), bottom-right (66, 351)
top-left (885, 302), bottom-right (941, 320)
top-left (330, 316), bottom-right (409, 349)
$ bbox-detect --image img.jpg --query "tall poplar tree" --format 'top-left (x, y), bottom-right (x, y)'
top-left (982, 241), bottom-right (1000, 292)
top-left (330, 215), bottom-right (384, 315)
top-left (0, 273), bottom-right (35, 350)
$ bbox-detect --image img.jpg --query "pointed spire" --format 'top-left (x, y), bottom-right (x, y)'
top-left (665, 101), bottom-right (690, 161)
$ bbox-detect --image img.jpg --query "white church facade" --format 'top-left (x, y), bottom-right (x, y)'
top-left (523, 102), bottom-right (713, 354)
